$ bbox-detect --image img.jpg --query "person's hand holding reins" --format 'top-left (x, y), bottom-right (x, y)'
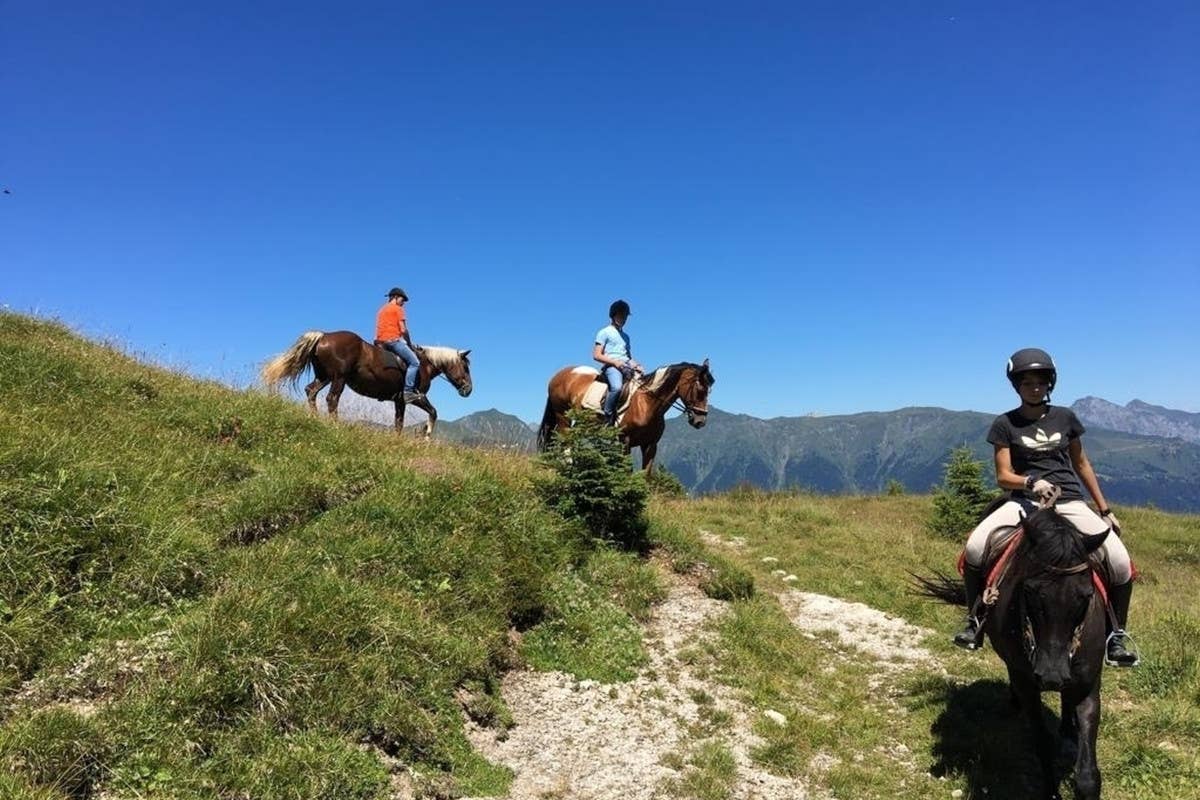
top-left (1101, 509), bottom-right (1122, 535)
top-left (1027, 479), bottom-right (1056, 503)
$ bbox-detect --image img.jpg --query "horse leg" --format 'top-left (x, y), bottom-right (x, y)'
top-left (413, 398), bottom-right (436, 438)
top-left (640, 442), bottom-right (657, 473)
top-left (304, 377), bottom-right (329, 414)
top-left (1068, 687), bottom-right (1101, 800)
top-left (393, 397), bottom-right (405, 434)
top-left (1010, 671), bottom-right (1061, 799)
top-left (326, 378), bottom-right (346, 421)
top-left (1058, 692), bottom-right (1079, 763)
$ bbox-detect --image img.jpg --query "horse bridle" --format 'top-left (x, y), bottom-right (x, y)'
top-left (1019, 558), bottom-right (1095, 664)
top-left (671, 397), bottom-right (707, 422)
top-left (667, 370), bottom-right (710, 422)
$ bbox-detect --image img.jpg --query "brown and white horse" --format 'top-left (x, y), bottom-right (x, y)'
top-left (537, 360), bottom-right (714, 472)
top-left (261, 330), bottom-right (472, 436)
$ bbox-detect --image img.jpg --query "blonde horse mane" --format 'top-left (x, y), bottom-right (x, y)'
top-left (420, 345), bottom-right (465, 370)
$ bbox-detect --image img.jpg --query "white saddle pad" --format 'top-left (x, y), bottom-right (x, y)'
top-left (572, 366), bottom-right (638, 420)
top-left (582, 380), bottom-right (608, 413)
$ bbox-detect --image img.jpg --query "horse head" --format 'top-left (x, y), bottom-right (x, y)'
top-left (423, 347), bottom-right (473, 397)
top-left (678, 358), bottom-right (716, 429)
top-left (1018, 509), bottom-right (1108, 690)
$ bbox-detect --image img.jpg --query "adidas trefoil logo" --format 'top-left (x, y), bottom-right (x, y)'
top-left (1020, 428), bottom-right (1062, 451)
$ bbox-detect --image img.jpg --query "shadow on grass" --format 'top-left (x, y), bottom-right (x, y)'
top-left (916, 677), bottom-right (1070, 800)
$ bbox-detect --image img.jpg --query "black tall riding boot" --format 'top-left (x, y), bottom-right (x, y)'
top-left (1106, 581), bottom-right (1138, 666)
top-left (953, 564), bottom-right (985, 650)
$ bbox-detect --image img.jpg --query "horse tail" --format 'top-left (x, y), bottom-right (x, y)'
top-left (909, 569), bottom-right (968, 607)
top-left (261, 330), bottom-right (323, 392)
top-left (536, 397), bottom-right (557, 451)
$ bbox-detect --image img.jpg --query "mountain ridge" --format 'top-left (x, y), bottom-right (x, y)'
top-left (437, 403), bottom-right (1200, 511)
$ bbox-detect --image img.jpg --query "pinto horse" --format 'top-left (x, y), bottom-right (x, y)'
top-left (261, 330), bottom-right (472, 436)
top-left (537, 360), bottom-right (714, 472)
top-left (917, 507), bottom-right (1113, 799)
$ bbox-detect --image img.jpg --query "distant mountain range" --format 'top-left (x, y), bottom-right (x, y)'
top-left (437, 400), bottom-right (1200, 512)
top-left (1072, 397), bottom-right (1200, 444)
top-left (435, 409), bottom-right (537, 452)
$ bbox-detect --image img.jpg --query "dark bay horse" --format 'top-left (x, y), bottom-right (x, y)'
top-left (918, 508), bottom-right (1113, 799)
top-left (261, 330), bottom-right (472, 436)
top-left (537, 360), bottom-right (714, 472)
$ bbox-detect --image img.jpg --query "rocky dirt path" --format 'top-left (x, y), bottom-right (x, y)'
top-left (462, 557), bottom-right (941, 800)
top-left (463, 570), bottom-right (815, 800)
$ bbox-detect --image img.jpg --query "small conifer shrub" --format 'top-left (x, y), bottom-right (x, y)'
top-left (928, 446), bottom-right (1001, 539)
top-left (536, 411), bottom-right (649, 550)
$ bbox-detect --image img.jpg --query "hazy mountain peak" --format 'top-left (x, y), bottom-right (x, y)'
top-left (1071, 397), bottom-right (1200, 444)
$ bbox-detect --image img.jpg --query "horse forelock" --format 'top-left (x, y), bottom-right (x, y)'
top-left (421, 345), bottom-right (465, 370)
top-left (1023, 510), bottom-right (1088, 569)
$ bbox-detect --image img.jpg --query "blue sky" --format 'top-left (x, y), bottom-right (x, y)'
top-left (3, 2), bottom-right (1198, 422)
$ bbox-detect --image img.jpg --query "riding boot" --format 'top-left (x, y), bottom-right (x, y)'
top-left (953, 564), bottom-right (985, 650)
top-left (1106, 581), bottom-right (1138, 667)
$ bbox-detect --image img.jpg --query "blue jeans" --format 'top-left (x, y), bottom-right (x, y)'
top-left (381, 339), bottom-right (420, 392)
top-left (602, 366), bottom-right (623, 417)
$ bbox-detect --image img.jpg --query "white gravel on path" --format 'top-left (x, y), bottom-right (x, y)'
top-left (460, 544), bottom-right (941, 800)
top-left (776, 591), bottom-right (937, 668)
top-left (463, 571), bottom-right (813, 800)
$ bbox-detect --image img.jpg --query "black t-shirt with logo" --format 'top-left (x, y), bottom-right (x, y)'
top-left (987, 405), bottom-right (1086, 501)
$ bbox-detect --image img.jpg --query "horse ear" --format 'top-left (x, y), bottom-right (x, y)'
top-left (460, 349), bottom-right (471, 358)
top-left (1081, 530), bottom-right (1109, 554)
top-left (702, 358), bottom-right (709, 368)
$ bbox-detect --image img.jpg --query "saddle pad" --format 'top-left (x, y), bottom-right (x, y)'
top-left (574, 366), bottom-right (638, 420)
top-left (582, 381), bottom-right (607, 412)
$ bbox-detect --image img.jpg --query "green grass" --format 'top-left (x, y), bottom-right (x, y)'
top-left (662, 739), bottom-right (738, 800)
top-left (4, 312), bottom-right (1198, 799)
top-left (652, 488), bottom-right (1200, 799)
top-left (0, 313), bottom-right (661, 798)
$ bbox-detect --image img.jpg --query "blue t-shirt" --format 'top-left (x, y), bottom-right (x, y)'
top-left (595, 324), bottom-right (631, 363)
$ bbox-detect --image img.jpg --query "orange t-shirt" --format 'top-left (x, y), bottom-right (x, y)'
top-left (375, 302), bottom-right (407, 341)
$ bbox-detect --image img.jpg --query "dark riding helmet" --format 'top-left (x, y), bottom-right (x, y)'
top-left (609, 299), bottom-right (631, 318)
top-left (386, 287), bottom-right (409, 300)
top-left (1006, 347), bottom-right (1057, 393)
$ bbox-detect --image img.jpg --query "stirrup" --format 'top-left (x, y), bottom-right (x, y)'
top-left (953, 617), bottom-right (983, 651)
top-left (1105, 630), bottom-right (1140, 667)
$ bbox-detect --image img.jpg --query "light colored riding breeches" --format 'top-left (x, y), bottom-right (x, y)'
top-left (964, 499), bottom-right (1132, 585)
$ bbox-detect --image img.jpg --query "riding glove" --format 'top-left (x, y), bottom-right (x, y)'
top-left (1031, 479), bottom-right (1057, 503)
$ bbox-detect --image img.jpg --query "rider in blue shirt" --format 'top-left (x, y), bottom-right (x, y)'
top-left (593, 299), bottom-right (641, 424)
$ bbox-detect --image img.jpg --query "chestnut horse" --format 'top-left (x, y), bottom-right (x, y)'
top-left (537, 360), bottom-right (714, 472)
top-left (261, 330), bottom-right (472, 436)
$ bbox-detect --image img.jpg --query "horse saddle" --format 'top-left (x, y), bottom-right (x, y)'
top-left (372, 340), bottom-right (407, 372)
top-left (576, 367), bottom-right (639, 421)
top-left (961, 499), bottom-right (1119, 609)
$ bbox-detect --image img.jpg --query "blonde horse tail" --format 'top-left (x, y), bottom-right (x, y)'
top-left (261, 331), bottom-right (323, 392)
top-left (536, 397), bottom-right (558, 451)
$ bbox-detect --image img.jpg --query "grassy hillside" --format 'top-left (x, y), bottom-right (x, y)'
top-left (652, 489), bottom-right (1200, 798)
top-left (0, 314), bottom-right (692, 799)
top-left (3, 312), bottom-right (1197, 800)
